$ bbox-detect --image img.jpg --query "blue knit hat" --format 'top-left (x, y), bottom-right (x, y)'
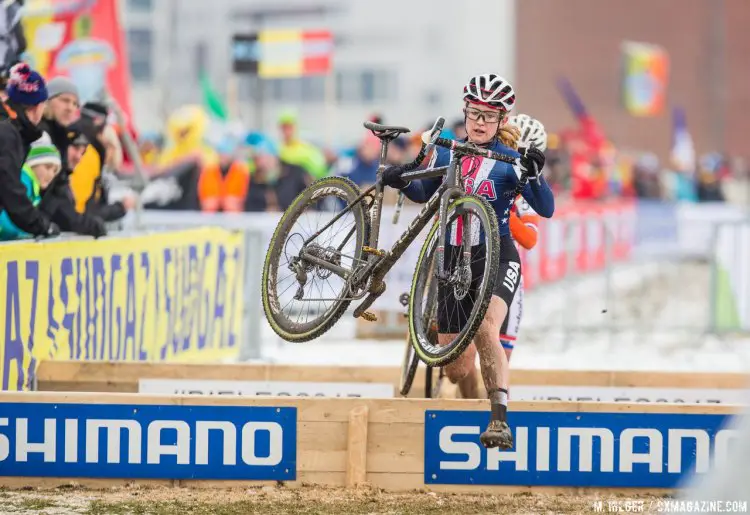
top-left (6, 63), bottom-right (48, 106)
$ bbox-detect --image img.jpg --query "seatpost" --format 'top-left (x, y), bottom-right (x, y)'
top-left (379, 139), bottom-right (390, 166)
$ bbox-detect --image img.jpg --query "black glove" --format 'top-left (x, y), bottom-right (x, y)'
top-left (36, 221), bottom-right (60, 241)
top-left (90, 217), bottom-right (107, 239)
top-left (519, 146), bottom-right (546, 179)
top-left (381, 165), bottom-right (409, 189)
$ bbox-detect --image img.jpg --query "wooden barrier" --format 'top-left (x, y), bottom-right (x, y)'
top-left (35, 360), bottom-right (750, 397)
top-left (0, 391), bottom-right (740, 493)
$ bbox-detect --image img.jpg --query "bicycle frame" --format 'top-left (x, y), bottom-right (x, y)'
top-left (300, 139), bottom-right (475, 310)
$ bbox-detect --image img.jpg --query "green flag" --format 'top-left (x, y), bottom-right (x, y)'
top-left (200, 72), bottom-right (229, 121)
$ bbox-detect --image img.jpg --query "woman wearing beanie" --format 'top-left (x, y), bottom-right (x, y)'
top-left (0, 142), bottom-right (62, 240)
top-left (0, 63), bottom-right (59, 238)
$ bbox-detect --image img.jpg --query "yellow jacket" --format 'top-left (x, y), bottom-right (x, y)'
top-left (70, 145), bottom-right (102, 214)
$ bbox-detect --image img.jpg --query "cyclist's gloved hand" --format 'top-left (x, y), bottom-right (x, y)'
top-left (519, 146), bottom-right (545, 179)
top-left (382, 165), bottom-right (409, 189)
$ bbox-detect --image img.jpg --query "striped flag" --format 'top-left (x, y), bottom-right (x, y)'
top-left (258, 29), bottom-right (333, 78)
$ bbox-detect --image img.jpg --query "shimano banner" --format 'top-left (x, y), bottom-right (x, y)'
top-left (0, 403), bottom-right (296, 480)
top-left (425, 410), bottom-right (737, 488)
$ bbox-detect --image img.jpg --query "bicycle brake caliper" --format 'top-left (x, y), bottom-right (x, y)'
top-left (362, 246), bottom-right (385, 257)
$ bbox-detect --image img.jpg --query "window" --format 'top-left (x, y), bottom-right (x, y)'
top-left (336, 69), bottom-right (395, 103)
top-left (127, 0), bottom-right (153, 11)
top-left (261, 76), bottom-right (326, 103)
top-left (300, 76), bottom-right (326, 103)
top-left (195, 41), bottom-right (207, 79)
top-left (127, 28), bottom-right (153, 81)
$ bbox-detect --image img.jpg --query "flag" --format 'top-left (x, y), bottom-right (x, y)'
top-left (556, 76), bottom-right (606, 152)
top-left (22, 0), bottom-right (134, 127)
top-left (670, 106), bottom-right (695, 173)
top-left (621, 41), bottom-right (668, 117)
top-left (200, 71), bottom-right (228, 121)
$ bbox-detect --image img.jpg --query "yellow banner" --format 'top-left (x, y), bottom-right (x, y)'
top-left (0, 228), bottom-right (245, 391)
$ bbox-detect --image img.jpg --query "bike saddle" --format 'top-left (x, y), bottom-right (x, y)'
top-left (363, 121), bottom-right (410, 139)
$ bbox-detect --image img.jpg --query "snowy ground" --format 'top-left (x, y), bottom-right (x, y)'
top-left (257, 259), bottom-right (750, 373)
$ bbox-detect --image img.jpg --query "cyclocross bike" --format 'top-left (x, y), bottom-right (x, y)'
top-left (262, 117), bottom-right (529, 367)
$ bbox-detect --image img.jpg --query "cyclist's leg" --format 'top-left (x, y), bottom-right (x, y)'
top-left (436, 244), bottom-right (480, 398)
top-left (439, 337), bottom-right (479, 398)
top-left (499, 275), bottom-right (523, 363)
top-left (476, 236), bottom-right (521, 449)
top-left (474, 295), bottom-right (510, 412)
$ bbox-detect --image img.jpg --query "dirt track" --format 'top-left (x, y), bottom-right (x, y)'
top-left (0, 484), bottom-right (669, 514)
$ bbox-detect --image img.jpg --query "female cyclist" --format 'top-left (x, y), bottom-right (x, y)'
top-left (499, 114), bottom-right (548, 361)
top-left (382, 74), bottom-right (555, 449)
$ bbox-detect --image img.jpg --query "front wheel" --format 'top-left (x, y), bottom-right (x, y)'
top-left (262, 177), bottom-right (371, 342)
top-left (408, 195), bottom-right (500, 367)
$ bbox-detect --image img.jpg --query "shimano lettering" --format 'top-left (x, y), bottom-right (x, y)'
top-left (425, 410), bottom-right (737, 488)
top-left (0, 403), bottom-right (296, 480)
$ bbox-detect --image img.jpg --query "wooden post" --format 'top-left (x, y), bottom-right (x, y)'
top-left (345, 405), bottom-right (369, 487)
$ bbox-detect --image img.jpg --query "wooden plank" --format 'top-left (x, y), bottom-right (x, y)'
top-left (0, 392), bottom-right (740, 417)
top-left (299, 450), bottom-right (346, 472)
top-left (367, 422), bottom-right (423, 474)
top-left (298, 422), bottom-right (347, 451)
top-left (36, 361), bottom-right (750, 394)
top-left (346, 405), bottom-right (369, 487)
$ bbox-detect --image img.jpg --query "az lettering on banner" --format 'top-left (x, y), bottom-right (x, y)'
top-left (0, 228), bottom-right (245, 391)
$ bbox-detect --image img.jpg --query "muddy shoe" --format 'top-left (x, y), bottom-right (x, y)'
top-left (480, 420), bottom-right (513, 449)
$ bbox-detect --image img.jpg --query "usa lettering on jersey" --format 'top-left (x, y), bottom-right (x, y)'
top-left (503, 261), bottom-right (521, 292)
top-left (464, 178), bottom-right (497, 200)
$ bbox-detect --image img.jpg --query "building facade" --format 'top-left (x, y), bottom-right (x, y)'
top-left (122, 0), bottom-right (516, 145)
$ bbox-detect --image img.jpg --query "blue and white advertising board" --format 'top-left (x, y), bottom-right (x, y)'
top-left (0, 403), bottom-right (296, 480)
top-left (425, 410), bottom-right (737, 488)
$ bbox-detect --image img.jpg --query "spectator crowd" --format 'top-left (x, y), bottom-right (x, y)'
top-left (0, 62), bottom-right (136, 242)
top-left (1, 61), bottom-right (745, 244)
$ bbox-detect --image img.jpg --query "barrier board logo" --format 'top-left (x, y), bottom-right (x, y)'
top-left (0, 403), bottom-right (296, 480)
top-left (424, 410), bottom-right (736, 488)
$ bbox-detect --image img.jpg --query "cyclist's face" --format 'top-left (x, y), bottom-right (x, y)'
top-left (464, 103), bottom-right (505, 145)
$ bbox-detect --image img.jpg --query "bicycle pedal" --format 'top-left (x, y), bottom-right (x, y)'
top-left (362, 246), bottom-right (385, 257)
top-left (361, 311), bottom-right (378, 322)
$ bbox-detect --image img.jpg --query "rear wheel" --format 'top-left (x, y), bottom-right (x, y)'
top-left (262, 177), bottom-right (370, 342)
top-left (408, 195), bottom-right (500, 367)
top-left (399, 338), bottom-right (419, 397)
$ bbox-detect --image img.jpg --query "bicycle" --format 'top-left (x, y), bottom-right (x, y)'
top-left (398, 287), bottom-right (444, 398)
top-left (262, 116), bottom-right (527, 366)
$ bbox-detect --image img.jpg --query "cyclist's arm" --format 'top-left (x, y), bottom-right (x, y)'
top-left (518, 173), bottom-right (555, 218)
top-left (509, 211), bottom-right (539, 249)
top-left (400, 176), bottom-right (440, 203)
top-left (399, 146), bottom-right (446, 203)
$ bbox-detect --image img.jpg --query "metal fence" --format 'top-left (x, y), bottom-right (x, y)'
top-left (124, 201), bottom-right (750, 362)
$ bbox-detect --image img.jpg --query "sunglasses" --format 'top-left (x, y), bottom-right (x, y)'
top-left (464, 106), bottom-right (505, 124)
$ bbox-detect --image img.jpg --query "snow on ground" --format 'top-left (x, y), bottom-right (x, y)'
top-left (257, 259), bottom-right (750, 373)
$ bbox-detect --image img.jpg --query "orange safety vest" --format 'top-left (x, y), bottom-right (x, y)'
top-left (197, 160), bottom-right (250, 212)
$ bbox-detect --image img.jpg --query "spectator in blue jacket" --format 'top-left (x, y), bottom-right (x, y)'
top-left (0, 141), bottom-right (61, 240)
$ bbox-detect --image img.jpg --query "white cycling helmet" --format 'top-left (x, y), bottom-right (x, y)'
top-left (508, 114), bottom-right (547, 152)
top-left (462, 74), bottom-right (516, 112)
